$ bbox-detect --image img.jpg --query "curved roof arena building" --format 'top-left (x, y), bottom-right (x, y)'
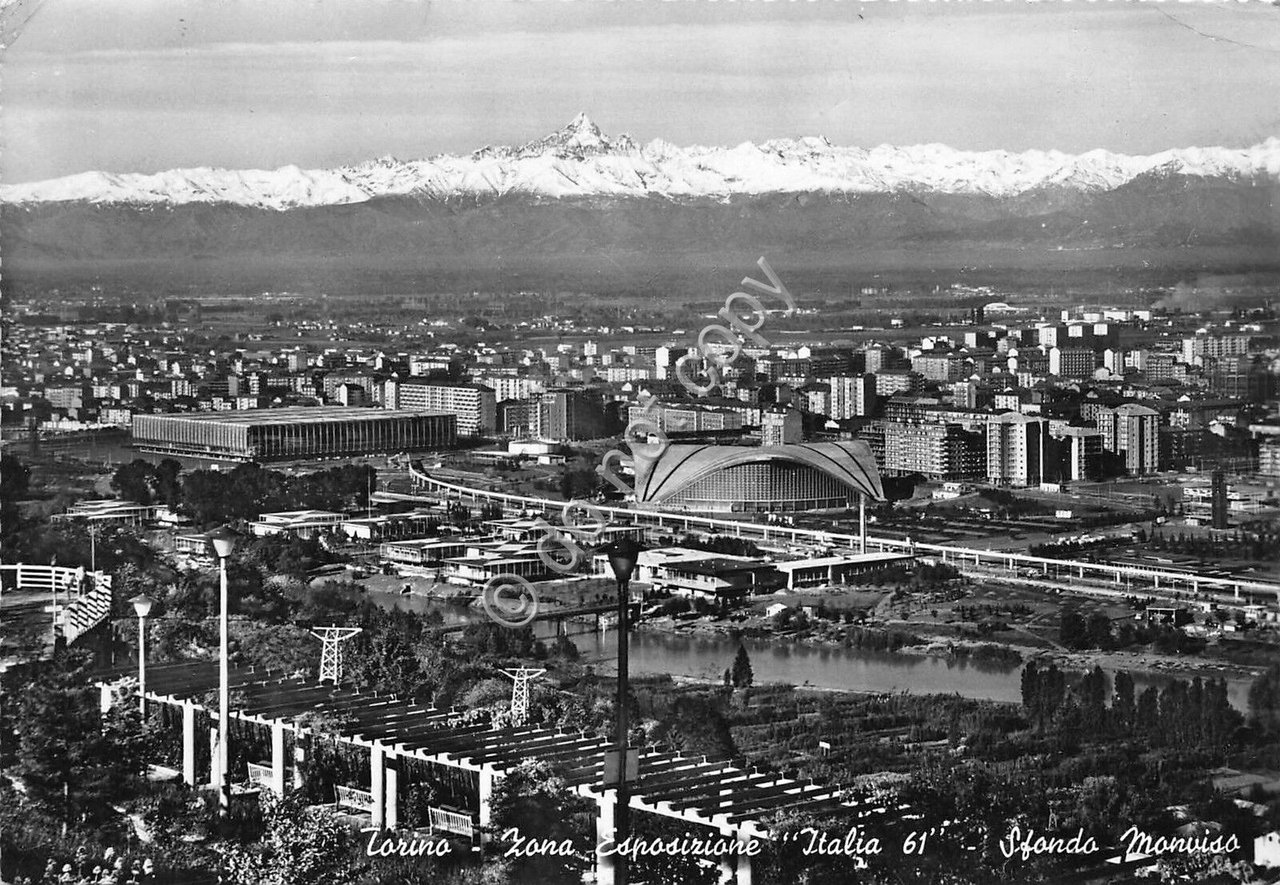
top-left (633, 441), bottom-right (884, 513)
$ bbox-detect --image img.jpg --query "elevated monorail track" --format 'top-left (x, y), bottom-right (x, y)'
top-left (403, 462), bottom-right (1280, 611)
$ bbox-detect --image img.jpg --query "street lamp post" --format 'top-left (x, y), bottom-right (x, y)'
top-left (208, 527), bottom-right (239, 815)
top-left (604, 536), bottom-right (642, 885)
top-left (130, 594), bottom-right (155, 716)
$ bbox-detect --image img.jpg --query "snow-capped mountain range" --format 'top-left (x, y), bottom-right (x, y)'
top-left (4, 114), bottom-right (1278, 211)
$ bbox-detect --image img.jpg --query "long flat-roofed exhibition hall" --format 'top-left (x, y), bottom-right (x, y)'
top-left (131, 406), bottom-right (457, 463)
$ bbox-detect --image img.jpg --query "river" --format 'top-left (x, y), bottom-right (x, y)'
top-left (367, 588), bottom-right (1254, 713)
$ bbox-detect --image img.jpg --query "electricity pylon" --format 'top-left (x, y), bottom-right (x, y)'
top-left (499, 667), bottom-right (546, 724)
top-left (311, 626), bottom-right (362, 683)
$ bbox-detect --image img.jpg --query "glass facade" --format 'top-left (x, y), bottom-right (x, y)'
top-left (664, 462), bottom-right (854, 513)
top-left (132, 408), bottom-right (456, 462)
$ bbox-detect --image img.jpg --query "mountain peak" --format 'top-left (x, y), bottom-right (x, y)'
top-left (565, 113), bottom-right (602, 137)
top-left (532, 113), bottom-right (608, 153)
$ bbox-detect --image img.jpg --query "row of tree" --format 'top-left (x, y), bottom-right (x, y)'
top-left (1145, 528), bottom-right (1280, 563)
top-left (1059, 604), bottom-right (1206, 654)
top-left (110, 459), bottom-right (376, 525)
top-left (1020, 659), bottom-right (1242, 749)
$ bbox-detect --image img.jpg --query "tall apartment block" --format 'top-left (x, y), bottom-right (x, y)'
top-left (761, 407), bottom-right (803, 446)
top-left (1096, 403), bottom-right (1161, 476)
top-left (826, 374), bottom-right (877, 420)
top-left (986, 412), bottom-right (1045, 486)
top-left (385, 380), bottom-right (496, 436)
top-left (532, 388), bottom-right (605, 441)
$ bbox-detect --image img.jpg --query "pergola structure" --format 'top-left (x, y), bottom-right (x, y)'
top-left (99, 661), bottom-right (863, 885)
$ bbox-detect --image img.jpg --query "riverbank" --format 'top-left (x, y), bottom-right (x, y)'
top-left (353, 572), bottom-right (1264, 707)
top-left (633, 613), bottom-right (1267, 687)
top-left (354, 583), bottom-right (1258, 711)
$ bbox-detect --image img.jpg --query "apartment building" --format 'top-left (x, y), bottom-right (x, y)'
top-left (385, 380), bottom-right (496, 436)
top-left (1096, 402), bottom-right (1161, 475)
top-left (986, 412), bottom-right (1045, 486)
top-left (827, 374), bottom-right (877, 419)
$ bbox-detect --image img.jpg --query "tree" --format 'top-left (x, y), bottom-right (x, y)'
top-left (1021, 660), bottom-right (1067, 730)
top-left (652, 694), bottom-right (737, 760)
top-left (1, 454), bottom-right (30, 499)
top-left (461, 678), bottom-right (512, 714)
top-left (1076, 666), bottom-right (1108, 730)
top-left (1136, 685), bottom-right (1160, 735)
top-left (1073, 775), bottom-right (1127, 838)
top-left (7, 651), bottom-right (151, 827)
top-left (730, 645), bottom-right (754, 688)
top-left (1113, 670), bottom-right (1136, 731)
top-left (1086, 611), bottom-right (1113, 650)
top-left (1248, 662), bottom-right (1280, 731)
top-left (1059, 605), bottom-right (1088, 650)
top-left (0, 455), bottom-right (28, 550)
top-left (231, 622), bottom-right (317, 674)
top-left (111, 459), bottom-right (156, 504)
top-left (153, 458), bottom-right (183, 506)
top-left (489, 759), bottom-right (593, 885)
top-left (1020, 658), bottom-right (1040, 715)
top-left (551, 634), bottom-right (579, 661)
top-left (557, 465), bottom-right (598, 501)
top-left (242, 534), bottom-right (335, 583)
top-left (218, 793), bottom-right (359, 885)
top-left (349, 610), bottom-right (425, 696)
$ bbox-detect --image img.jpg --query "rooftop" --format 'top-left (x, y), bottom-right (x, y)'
top-left (774, 553), bottom-right (914, 572)
top-left (666, 557), bottom-right (778, 577)
top-left (140, 406), bottom-right (451, 426)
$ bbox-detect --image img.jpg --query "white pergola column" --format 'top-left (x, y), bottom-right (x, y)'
top-left (293, 743), bottom-right (305, 791)
top-left (595, 795), bottom-right (617, 885)
top-left (718, 825), bottom-right (736, 884)
top-left (370, 740), bottom-right (386, 831)
top-left (736, 831), bottom-right (754, 885)
top-left (208, 726), bottom-right (221, 789)
top-left (99, 683), bottom-right (114, 715)
top-left (182, 702), bottom-right (197, 786)
top-left (270, 721), bottom-right (286, 796)
top-left (384, 753), bottom-right (399, 831)
top-left (478, 767), bottom-right (495, 846)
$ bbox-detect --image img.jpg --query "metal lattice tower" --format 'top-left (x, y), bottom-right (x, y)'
top-left (311, 626), bottom-right (362, 683)
top-left (499, 667), bottom-right (546, 724)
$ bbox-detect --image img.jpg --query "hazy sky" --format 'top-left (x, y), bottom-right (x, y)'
top-left (3, 0), bottom-right (1279, 183)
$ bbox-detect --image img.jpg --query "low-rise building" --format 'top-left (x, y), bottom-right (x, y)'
top-left (635, 548), bottom-right (784, 604)
top-left (773, 553), bottom-right (915, 590)
top-left (54, 500), bottom-right (177, 527)
top-left (249, 510), bottom-right (347, 538)
top-left (379, 537), bottom-right (473, 570)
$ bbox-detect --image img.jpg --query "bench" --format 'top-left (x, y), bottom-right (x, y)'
top-left (428, 805), bottom-right (478, 838)
top-left (335, 784), bottom-right (375, 815)
top-left (246, 762), bottom-right (273, 789)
